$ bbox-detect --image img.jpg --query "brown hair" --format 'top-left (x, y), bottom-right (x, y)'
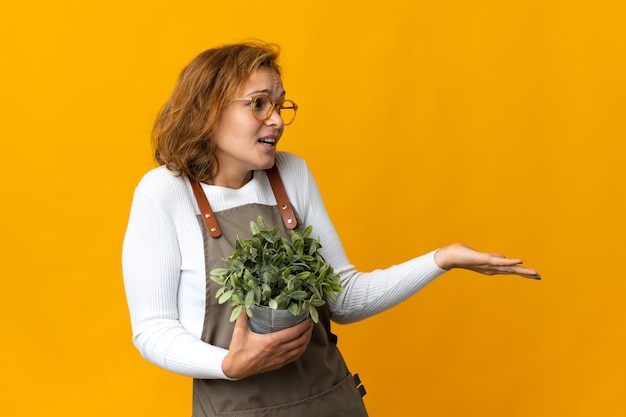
top-left (152, 41), bottom-right (282, 182)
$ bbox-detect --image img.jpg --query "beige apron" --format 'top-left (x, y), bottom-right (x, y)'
top-left (189, 167), bottom-right (368, 417)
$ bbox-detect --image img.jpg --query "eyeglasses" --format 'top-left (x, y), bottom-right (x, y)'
top-left (234, 94), bottom-right (298, 125)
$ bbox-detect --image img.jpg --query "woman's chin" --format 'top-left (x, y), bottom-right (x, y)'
top-left (259, 155), bottom-right (276, 170)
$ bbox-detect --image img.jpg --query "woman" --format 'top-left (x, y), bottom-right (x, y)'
top-left (122, 41), bottom-right (540, 417)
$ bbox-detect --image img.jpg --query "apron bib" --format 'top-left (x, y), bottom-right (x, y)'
top-left (189, 168), bottom-right (368, 417)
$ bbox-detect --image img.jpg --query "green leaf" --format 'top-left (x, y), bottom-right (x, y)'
top-left (218, 289), bottom-right (234, 304)
top-left (244, 289), bottom-right (255, 307)
top-left (229, 305), bottom-right (243, 322)
top-left (233, 290), bottom-right (245, 304)
top-left (293, 272), bottom-right (311, 281)
top-left (250, 220), bottom-right (260, 235)
top-left (289, 290), bottom-right (309, 300)
top-left (309, 298), bottom-right (326, 307)
top-left (209, 276), bottom-right (225, 285)
top-left (263, 251), bottom-right (272, 265)
top-left (275, 293), bottom-right (289, 309)
top-left (211, 274), bottom-right (226, 285)
top-left (210, 268), bottom-right (230, 276)
top-left (309, 304), bottom-right (319, 323)
top-left (262, 284), bottom-right (272, 298)
top-left (271, 252), bottom-right (286, 266)
top-left (325, 289), bottom-right (339, 301)
top-left (268, 298), bottom-right (278, 310)
top-left (261, 231), bottom-right (275, 243)
top-left (288, 302), bottom-right (301, 316)
top-left (281, 267), bottom-right (293, 279)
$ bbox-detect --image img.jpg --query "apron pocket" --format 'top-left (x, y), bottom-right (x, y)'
top-left (216, 373), bottom-right (368, 417)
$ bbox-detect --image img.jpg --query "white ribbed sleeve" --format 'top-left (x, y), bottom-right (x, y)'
top-left (122, 152), bottom-right (447, 379)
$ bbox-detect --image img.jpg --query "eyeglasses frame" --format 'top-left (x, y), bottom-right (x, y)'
top-left (234, 94), bottom-right (298, 125)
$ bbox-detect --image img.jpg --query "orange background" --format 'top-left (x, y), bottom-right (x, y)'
top-left (2, 1), bottom-right (625, 416)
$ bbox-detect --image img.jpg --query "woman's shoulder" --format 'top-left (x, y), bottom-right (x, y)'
top-left (274, 151), bottom-right (309, 176)
top-left (134, 165), bottom-right (190, 201)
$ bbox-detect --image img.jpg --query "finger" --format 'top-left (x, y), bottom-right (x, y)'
top-left (233, 310), bottom-right (249, 332)
top-left (511, 266), bottom-right (541, 279)
top-left (280, 330), bottom-right (313, 360)
top-left (273, 318), bottom-right (312, 342)
top-left (520, 273), bottom-right (542, 280)
top-left (489, 265), bottom-right (541, 279)
top-left (276, 321), bottom-right (313, 351)
top-left (228, 311), bottom-right (249, 351)
top-left (489, 256), bottom-right (524, 266)
top-left (282, 343), bottom-right (309, 362)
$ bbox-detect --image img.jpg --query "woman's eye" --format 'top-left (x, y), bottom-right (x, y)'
top-left (251, 98), bottom-right (264, 109)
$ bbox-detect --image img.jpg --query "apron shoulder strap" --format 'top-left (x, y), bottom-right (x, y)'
top-left (266, 164), bottom-right (298, 230)
top-left (189, 179), bottom-right (222, 238)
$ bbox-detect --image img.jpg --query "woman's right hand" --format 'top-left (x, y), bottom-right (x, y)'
top-left (434, 243), bottom-right (541, 279)
top-left (221, 311), bottom-right (314, 379)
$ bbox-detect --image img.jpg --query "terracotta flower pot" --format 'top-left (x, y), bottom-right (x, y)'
top-left (248, 305), bottom-right (309, 334)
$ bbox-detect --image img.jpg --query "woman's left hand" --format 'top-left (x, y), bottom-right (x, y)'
top-left (434, 243), bottom-right (541, 279)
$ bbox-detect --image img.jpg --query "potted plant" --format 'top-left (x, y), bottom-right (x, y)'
top-left (210, 216), bottom-right (343, 333)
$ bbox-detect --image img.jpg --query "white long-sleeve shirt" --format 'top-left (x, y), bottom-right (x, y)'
top-left (122, 152), bottom-right (446, 380)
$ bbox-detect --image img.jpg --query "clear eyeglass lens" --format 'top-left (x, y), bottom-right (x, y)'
top-left (278, 102), bottom-right (296, 124)
top-left (251, 96), bottom-right (272, 118)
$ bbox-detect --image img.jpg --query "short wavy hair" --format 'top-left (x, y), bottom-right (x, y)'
top-left (152, 41), bottom-right (282, 182)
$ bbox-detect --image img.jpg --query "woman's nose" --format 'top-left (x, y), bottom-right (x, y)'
top-left (265, 107), bottom-right (284, 127)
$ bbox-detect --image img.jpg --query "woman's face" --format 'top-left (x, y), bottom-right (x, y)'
top-left (212, 67), bottom-right (285, 188)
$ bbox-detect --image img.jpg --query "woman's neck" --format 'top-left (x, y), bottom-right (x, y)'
top-left (210, 170), bottom-right (253, 189)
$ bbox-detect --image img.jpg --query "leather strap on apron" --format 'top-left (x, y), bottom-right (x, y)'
top-left (265, 164), bottom-right (298, 230)
top-left (189, 179), bottom-right (222, 238)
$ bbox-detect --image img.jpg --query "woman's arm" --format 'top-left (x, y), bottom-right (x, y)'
top-left (122, 185), bottom-right (231, 379)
